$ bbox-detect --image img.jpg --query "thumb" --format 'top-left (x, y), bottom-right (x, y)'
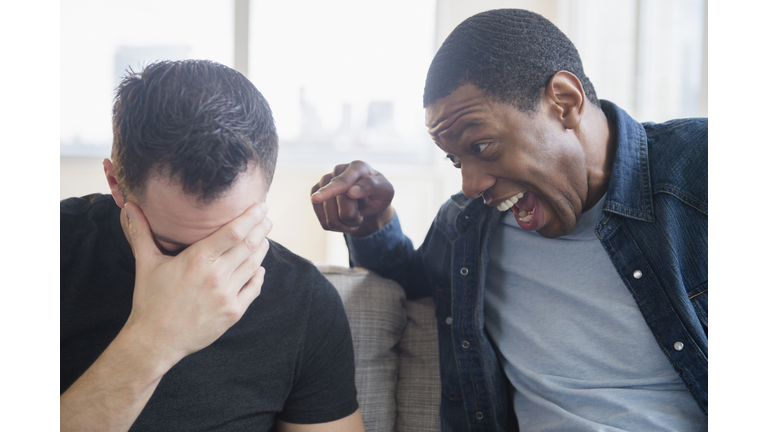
top-left (124, 202), bottom-right (161, 262)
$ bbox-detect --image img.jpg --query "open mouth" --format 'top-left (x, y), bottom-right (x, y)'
top-left (496, 191), bottom-right (537, 225)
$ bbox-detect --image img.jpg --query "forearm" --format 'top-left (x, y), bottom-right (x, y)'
top-left (60, 327), bottom-right (175, 432)
top-left (345, 212), bottom-right (430, 297)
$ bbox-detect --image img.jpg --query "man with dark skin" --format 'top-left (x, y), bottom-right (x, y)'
top-left (311, 9), bottom-right (707, 432)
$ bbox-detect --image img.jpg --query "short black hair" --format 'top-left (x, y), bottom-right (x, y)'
top-left (424, 9), bottom-right (599, 112)
top-left (112, 59), bottom-right (278, 202)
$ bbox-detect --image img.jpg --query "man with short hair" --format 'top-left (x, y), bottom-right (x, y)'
top-left (311, 9), bottom-right (707, 431)
top-left (61, 60), bottom-right (364, 432)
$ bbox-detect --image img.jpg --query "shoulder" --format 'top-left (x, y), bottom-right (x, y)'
top-left (644, 118), bottom-right (708, 215)
top-left (263, 240), bottom-right (325, 283)
top-left (644, 117), bottom-right (707, 156)
top-left (262, 240), bottom-right (342, 308)
top-left (61, 193), bottom-right (115, 224)
top-left (61, 193), bottom-right (116, 247)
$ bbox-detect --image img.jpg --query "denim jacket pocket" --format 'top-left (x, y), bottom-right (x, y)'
top-left (688, 282), bottom-right (708, 335)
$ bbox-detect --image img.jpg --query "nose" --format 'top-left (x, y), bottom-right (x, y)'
top-left (460, 162), bottom-right (495, 199)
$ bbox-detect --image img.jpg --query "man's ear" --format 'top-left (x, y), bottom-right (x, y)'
top-left (545, 71), bottom-right (586, 130)
top-left (103, 158), bottom-right (126, 208)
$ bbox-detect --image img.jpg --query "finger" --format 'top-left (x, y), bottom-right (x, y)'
top-left (193, 202), bottom-right (268, 260)
top-left (220, 216), bottom-right (273, 273)
top-left (312, 200), bottom-right (331, 231)
top-left (319, 194), bottom-right (361, 234)
top-left (237, 266), bottom-right (266, 309)
top-left (310, 162), bottom-right (372, 204)
top-left (321, 193), bottom-right (346, 232)
top-left (230, 237), bottom-right (270, 291)
top-left (336, 194), bottom-right (364, 228)
top-left (124, 202), bottom-right (163, 265)
top-left (310, 173), bottom-right (333, 197)
top-left (344, 173), bottom-right (392, 201)
top-left (310, 176), bottom-right (355, 204)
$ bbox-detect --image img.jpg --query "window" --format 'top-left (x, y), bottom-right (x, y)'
top-left (248, 0), bottom-right (437, 165)
top-left (60, 0), bottom-right (235, 156)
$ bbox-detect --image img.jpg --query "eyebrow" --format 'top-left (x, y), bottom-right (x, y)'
top-left (442, 119), bottom-right (482, 142)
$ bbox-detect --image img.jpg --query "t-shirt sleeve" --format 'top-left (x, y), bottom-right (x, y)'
top-left (277, 273), bottom-right (359, 424)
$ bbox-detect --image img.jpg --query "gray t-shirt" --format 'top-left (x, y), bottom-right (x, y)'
top-left (484, 194), bottom-right (706, 431)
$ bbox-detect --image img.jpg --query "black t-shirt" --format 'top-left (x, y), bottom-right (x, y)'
top-left (61, 194), bottom-right (358, 431)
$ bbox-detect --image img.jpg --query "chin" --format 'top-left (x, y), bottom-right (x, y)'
top-left (536, 222), bottom-right (575, 239)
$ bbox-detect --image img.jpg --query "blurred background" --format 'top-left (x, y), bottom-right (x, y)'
top-left (60, 0), bottom-right (708, 266)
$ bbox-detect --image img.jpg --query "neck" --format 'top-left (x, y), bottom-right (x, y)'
top-left (580, 103), bottom-right (617, 212)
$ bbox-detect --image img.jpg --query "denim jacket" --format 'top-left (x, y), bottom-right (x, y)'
top-left (347, 100), bottom-right (708, 431)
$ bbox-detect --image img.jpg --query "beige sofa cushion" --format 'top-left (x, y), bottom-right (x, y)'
top-left (318, 265), bottom-right (405, 432)
top-left (317, 265), bottom-right (441, 432)
top-left (396, 296), bottom-right (441, 432)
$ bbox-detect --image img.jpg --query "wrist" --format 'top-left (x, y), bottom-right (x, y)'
top-left (112, 321), bottom-right (181, 381)
top-left (351, 206), bottom-right (395, 238)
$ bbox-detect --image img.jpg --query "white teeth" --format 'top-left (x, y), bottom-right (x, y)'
top-left (496, 191), bottom-right (527, 212)
top-left (519, 215), bottom-right (533, 223)
top-left (519, 209), bottom-right (528, 217)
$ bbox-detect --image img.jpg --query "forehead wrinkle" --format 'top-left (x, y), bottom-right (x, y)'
top-left (430, 100), bottom-right (485, 137)
top-left (435, 116), bottom-right (484, 151)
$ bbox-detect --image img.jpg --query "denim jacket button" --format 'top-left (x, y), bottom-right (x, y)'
top-left (445, 317), bottom-right (453, 325)
top-left (674, 341), bottom-right (684, 351)
top-left (462, 341), bottom-right (470, 348)
top-left (460, 267), bottom-right (469, 276)
top-left (475, 412), bottom-right (483, 419)
top-left (633, 270), bottom-right (643, 279)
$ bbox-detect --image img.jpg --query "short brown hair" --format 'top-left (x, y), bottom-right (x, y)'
top-left (112, 59), bottom-right (278, 202)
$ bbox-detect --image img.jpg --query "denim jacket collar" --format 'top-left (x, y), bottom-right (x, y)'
top-left (601, 100), bottom-right (655, 222)
top-left (454, 195), bottom-right (492, 236)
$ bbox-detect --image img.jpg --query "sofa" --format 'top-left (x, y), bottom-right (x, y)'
top-left (317, 265), bottom-right (442, 432)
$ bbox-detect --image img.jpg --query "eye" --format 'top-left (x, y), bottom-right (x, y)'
top-left (471, 142), bottom-right (490, 154)
top-left (444, 154), bottom-right (461, 169)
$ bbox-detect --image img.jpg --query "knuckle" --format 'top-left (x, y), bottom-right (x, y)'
top-left (223, 305), bottom-right (241, 322)
top-left (339, 207), bottom-right (359, 223)
top-left (331, 175), bottom-right (350, 185)
top-left (226, 225), bottom-right (247, 243)
top-left (188, 250), bottom-right (212, 270)
top-left (206, 269), bottom-right (226, 287)
top-left (243, 234), bottom-right (259, 252)
top-left (333, 163), bottom-right (350, 176)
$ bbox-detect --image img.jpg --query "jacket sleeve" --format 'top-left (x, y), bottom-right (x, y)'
top-left (345, 212), bottom-right (434, 299)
